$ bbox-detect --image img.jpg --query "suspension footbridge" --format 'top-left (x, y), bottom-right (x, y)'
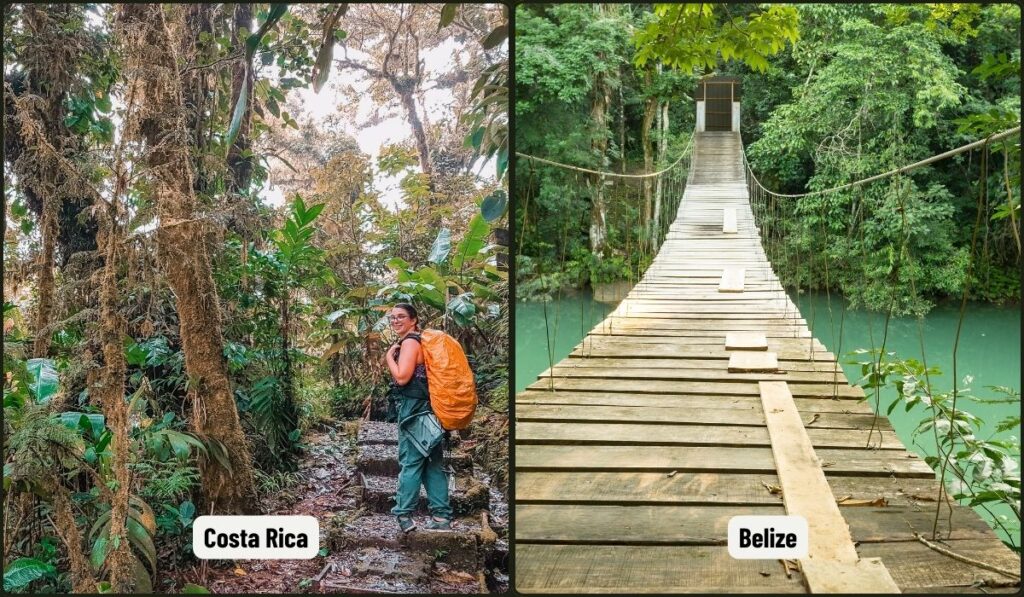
top-left (514, 130), bottom-right (1020, 593)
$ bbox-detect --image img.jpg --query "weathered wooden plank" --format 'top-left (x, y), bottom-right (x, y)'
top-left (516, 472), bottom-right (949, 508)
top-left (723, 208), bottom-right (738, 233)
top-left (726, 332), bottom-right (768, 350)
top-left (857, 539), bottom-right (1022, 591)
top-left (515, 445), bottom-right (934, 477)
top-left (526, 377), bottom-right (864, 399)
top-left (587, 328), bottom-right (814, 340)
top-left (515, 504), bottom-right (996, 545)
top-left (515, 422), bottom-right (905, 449)
top-left (515, 544), bottom-right (806, 593)
top-left (540, 365), bottom-right (844, 384)
top-left (760, 381), bottom-right (900, 592)
top-left (557, 357), bottom-right (839, 373)
top-left (515, 390), bottom-right (883, 417)
top-left (515, 403), bottom-right (886, 431)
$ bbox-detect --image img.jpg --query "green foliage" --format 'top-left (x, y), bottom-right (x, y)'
top-left (25, 358), bottom-right (59, 403)
top-left (377, 209), bottom-right (505, 330)
top-left (226, 4), bottom-right (289, 148)
top-left (480, 189), bottom-right (508, 222)
top-left (213, 195), bottom-right (330, 470)
top-left (4, 558), bottom-right (56, 592)
top-left (744, 4), bottom-right (1020, 313)
top-left (633, 4), bottom-right (800, 73)
top-left (850, 349), bottom-right (1021, 545)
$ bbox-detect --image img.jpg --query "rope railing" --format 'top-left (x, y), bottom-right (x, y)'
top-left (741, 126), bottom-right (1020, 199)
top-left (516, 130), bottom-right (695, 179)
top-left (518, 130), bottom-right (697, 386)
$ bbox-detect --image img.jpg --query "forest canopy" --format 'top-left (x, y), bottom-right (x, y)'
top-left (515, 3), bottom-right (1020, 313)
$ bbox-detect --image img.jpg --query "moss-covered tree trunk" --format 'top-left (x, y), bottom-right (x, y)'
top-left (117, 4), bottom-right (258, 514)
top-left (94, 205), bottom-right (135, 591)
top-left (32, 208), bottom-right (55, 357)
top-left (397, 88), bottom-right (434, 187)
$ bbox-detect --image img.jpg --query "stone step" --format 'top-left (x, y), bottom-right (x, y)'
top-left (325, 514), bottom-right (487, 571)
top-left (361, 474), bottom-right (490, 516)
top-left (358, 420), bottom-right (464, 447)
top-left (315, 547), bottom-right (483, 593)
top-left (356, 443), bottom-right (473, 476)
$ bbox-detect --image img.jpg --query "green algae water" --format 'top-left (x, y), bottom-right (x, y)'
top-left (515, 290), bottom-right (1021, 548)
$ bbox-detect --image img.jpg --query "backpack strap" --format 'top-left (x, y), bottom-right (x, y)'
top-left (402, 332), bottom-right (422, 344)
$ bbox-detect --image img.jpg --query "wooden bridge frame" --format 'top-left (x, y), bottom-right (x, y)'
top-left (514, 132), bottom-right (1020, 593)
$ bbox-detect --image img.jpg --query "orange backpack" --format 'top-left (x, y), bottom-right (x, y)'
top-left (418, 329), bottom-right (477, 430)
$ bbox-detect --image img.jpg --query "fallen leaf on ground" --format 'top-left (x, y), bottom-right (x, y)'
top-left (440, 570), bottom-right (477, 583)
top-left (667, 470), bottom-right (678, 478)
top-left (837, 496), bottom-right (888, 507)
top-left (806, 413), bottom-right (821, 426)
top-left (761, 480), bottom-right (782, 495)
top-left (234, 567), bottom-right (246, 576)
top-left (759, 571), bottom-right (771, 577)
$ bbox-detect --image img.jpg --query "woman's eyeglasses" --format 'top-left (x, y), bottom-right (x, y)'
top-left (389, 315), bottom-right (410, 322)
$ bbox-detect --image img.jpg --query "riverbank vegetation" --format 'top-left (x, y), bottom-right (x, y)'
top-left (4, 3), bottom-right (507, 593)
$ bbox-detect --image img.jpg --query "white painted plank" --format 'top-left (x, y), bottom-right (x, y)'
top-left (728, 351), bottom-right (778, 372)
top-left (718, 267), bottom-right (745, 292)
top-left (725, 332), bottom-right (768, 350)
top-left (723, 208), bottom-right (737, 233)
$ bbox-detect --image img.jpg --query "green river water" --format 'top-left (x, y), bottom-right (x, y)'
top-left (515, 290), bottom-right (1021, 548)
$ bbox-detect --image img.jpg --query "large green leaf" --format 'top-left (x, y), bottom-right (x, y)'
top-left (57, 412), bottom-right (105, 434)
top-left (439, 4), bottom-right (459, 29)
top-left (181, 584), bottom-right (212, 594)
top-left (90, 535), bottom-right (110, 572)
top-left (25, 358), bottom-right (58, 403)
top-left (452, 214), bottom-right (490, 270)
top-left (226, 4), bottom-right (288, 149)
top-left (428, 228), bottom-right (452, 264)
top-left (132, 555), bottom-right (152, 593)
top-left (3, 557), bottom-right (54, 591)
top-left (480, 190), bottom-right (507, 222)
top-left (224, 69), bottom-right (249, 149)
top-left (127, 517), bottom-right (158, 574)
top-left (446, 292), bottom-right (477, 326)
top-left (413, 266), bottom-right (446, 296)
top-left (481, 25), bottom-right (507, 50)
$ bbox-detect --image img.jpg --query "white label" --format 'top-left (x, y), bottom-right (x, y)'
top-left (193, 516), bottom-right (319, 559)
top-left (727, 515), bottom-right (808, 559)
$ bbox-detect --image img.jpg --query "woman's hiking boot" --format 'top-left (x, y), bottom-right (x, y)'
top-left (397, 515), bottom-right (416, 533)
top-left (425, 517), bottom-right (451, 531)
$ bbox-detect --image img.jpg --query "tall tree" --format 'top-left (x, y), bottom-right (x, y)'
top-left (116, 3), bottom-right (258, 514)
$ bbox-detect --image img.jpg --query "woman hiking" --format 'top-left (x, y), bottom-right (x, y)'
top-left (384, 303), bottom-right (453, 532)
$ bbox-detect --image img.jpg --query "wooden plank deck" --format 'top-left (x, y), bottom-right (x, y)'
top-left (514, 132), bottom-right (1020, 593)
